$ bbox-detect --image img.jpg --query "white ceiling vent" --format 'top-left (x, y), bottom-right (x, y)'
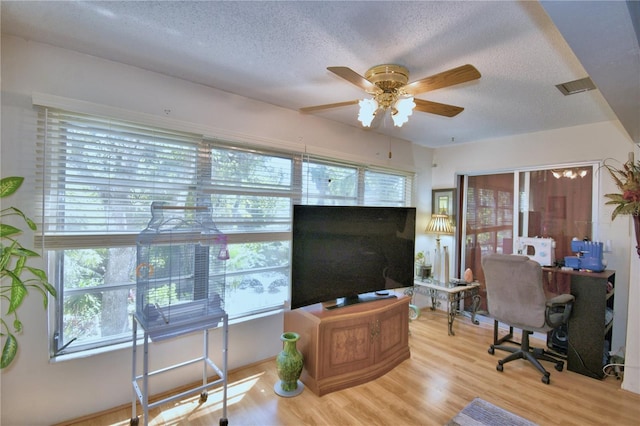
top-left (556, 77), bottom-right (597, 95)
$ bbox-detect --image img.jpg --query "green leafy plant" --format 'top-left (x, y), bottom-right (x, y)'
top-left (1, 176), bottom-right (56, 369)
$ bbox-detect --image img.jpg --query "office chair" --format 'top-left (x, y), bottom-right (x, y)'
top-left (481, 254), bottom-right (575, 384)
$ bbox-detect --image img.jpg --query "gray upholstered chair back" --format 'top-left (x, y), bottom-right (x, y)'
top-left (482, 254), bottom-right (549, 332)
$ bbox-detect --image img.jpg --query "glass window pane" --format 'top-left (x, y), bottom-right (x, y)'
top-left (61, 287), bottom-right (134, 348)
top-left (520, 168), bottom-right (593, 259)
top-left (463, 174), bottom-right (514, 311)
top-left (224, 241), bottom-right (290, 316)
top-left (56, 241), bottom-right (291, 352)
top-left (58, 247), bottom-right (137, 350)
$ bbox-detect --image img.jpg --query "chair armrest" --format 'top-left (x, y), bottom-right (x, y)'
top-left (545, 293), bottom-right (575, 327)
top-left (546, 293), bottom-right (575, 307)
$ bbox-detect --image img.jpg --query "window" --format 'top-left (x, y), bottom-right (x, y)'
top-left (205, 144), bottom-right (295, 319)
top-left (36, 107), bottom-right (414, 357)
top-left (464, 173), bottom-right (514, 259)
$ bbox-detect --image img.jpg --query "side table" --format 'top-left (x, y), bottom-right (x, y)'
top-left (406, 280), bottom-right (481, 335)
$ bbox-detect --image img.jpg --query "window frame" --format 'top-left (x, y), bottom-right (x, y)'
top-left (36, 106), bottom-right (415, 359)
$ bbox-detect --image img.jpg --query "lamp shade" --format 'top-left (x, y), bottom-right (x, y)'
top-left (391, 97), bottom-right (416, 127)
top-left (425, 211), bottom-right (454, 236)
top-left (358, 98), bottom-right (378, 127)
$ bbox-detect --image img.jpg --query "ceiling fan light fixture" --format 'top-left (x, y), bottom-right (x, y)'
top-left (358, 98), bottom-right (378, 127)
top-left (392, 96), bottom-right (416, 127)
top-left (301, 63), bottom-right (480, 125)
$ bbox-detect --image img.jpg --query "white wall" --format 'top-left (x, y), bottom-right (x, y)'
top-left (431, 123), bottom-right (639, 393)
top-left (624, 254), bottom-right (640, 393)
top-left (0, 35), bottom-right (431, 425)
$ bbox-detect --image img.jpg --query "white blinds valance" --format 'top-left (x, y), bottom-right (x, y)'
top-left (36, 107), bottom-right (414, 249)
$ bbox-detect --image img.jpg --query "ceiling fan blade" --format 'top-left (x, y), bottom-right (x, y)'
top-left (299, 100), bottom-right (359, 113)
top-left (404, 64), bottom-right (481, 95)
top-left (327, 66), bottom-right (381, 93)
top-left (414, 98), bottom-right (464, 117)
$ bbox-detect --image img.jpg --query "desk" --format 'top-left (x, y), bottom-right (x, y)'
top-left (543, 267), bottom-right (615, 379)
top-left (406, 280), bottom-right (481, 335)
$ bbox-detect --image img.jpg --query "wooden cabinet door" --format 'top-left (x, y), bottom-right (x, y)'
top-left (320, 315), bottom-right (374, 378)
top-left (375, 299), bottom-right (409, 363)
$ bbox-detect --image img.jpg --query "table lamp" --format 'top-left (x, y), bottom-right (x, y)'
top-left (425, 209), bottom-right (454, 283)
top-left (425, 209), bottom-right (454, 250)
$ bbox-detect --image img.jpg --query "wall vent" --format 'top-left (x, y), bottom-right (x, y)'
top-left (556, 77), bottom-right (597, 95)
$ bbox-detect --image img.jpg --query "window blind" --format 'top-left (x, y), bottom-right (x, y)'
top-left (364, 168), bottom-right (413, 206)
top-left (299, 158), bottom-right (413, 207)
top-left (301, 158), bottom-right (359, 205)
top-left (35, 107), bottom-right (202, 248)
top-left (204, 142), bottom-right (299, 234)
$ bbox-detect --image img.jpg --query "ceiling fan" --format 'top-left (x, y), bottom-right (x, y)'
top-left (300, 64), bottom-right (481, 127)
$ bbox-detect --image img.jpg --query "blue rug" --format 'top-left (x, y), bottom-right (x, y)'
top-left (446, 398), bottom-right (538, 426)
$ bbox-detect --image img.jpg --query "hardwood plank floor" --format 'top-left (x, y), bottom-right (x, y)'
top-left (58, 310), bottom-right (640, 426)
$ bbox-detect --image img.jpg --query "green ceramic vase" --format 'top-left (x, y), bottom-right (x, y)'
top-left (276, 332), bottom-right (304, 392)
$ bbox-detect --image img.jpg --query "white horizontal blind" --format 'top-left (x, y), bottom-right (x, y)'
top-left (364, 168), bottom-right (413, 206)
top-left (204, 142), bottom-right (299, 233)
top-left (301, 157), bottom-right (413, 207)
top-left (301, 158), bottom-right (359, 205)
top-left (35, 108), bottom-right (202, 248)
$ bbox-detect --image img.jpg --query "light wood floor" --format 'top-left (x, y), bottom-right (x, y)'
top-left (58, 310), bottom-right (640, 426)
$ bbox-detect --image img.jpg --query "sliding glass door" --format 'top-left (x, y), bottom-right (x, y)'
top-left (459, 164), bottom-right (595, 309)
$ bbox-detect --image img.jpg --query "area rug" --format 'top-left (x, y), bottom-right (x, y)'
top-left (446, 397), bottom-right (538, 426)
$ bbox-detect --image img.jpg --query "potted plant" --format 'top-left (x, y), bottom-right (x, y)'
top-left (415, 251), bottom-right (431, 280)
top-left (1, 176), bottom-right (56, 369)
top-left (603, 156), bottom-right (640, 258)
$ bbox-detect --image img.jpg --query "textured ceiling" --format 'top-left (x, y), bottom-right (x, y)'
top-left (1, 1), bottom-right (636, 148)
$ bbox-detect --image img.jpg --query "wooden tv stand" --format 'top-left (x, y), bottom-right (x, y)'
top-left (284, 293), bottom-right (410, 396)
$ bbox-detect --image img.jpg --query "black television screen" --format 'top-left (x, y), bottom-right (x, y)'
top-left (291, 205), bottom-right (416, 309)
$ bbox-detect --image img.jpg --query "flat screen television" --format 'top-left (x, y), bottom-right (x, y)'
top-left (291, 205), bottom-right (416, 310)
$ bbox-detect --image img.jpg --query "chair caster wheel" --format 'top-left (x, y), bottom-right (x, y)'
top-left (130, 417), bottom-right (139, 426)
top-left (542, 374), bottom-right (550, 384)
top-left (220, 418), bottom-right (229, 426)
top-left (199, 391), bottom-right (208, 403)
top-left (488, 346), bottom-right (495, 355)
top-left (555, 362), bottom-right (564, 372)
top-left (496, 363), bottom-right (504, 372)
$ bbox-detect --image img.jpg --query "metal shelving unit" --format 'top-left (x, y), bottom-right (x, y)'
top-left (130, 314), bottom-right (228, 426)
